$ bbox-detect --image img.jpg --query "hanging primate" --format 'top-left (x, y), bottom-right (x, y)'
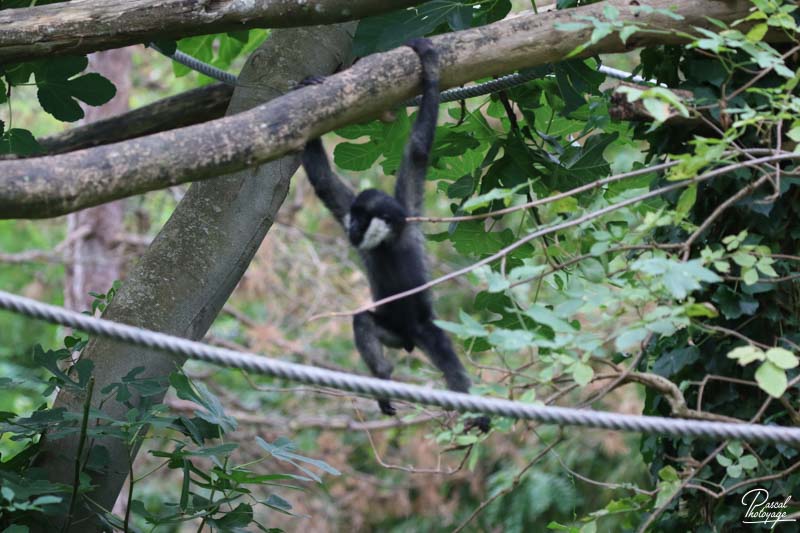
top-left (298, 39), bottom-right (489, 432)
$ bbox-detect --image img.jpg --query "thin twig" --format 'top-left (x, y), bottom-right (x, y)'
top-left (452, 435), bottom-right (563, 532)
top-left (681, 173), bottom-right (772, 259)
top-left (408, 160), bottom-right (681, 223)
top-left (63, 376), bottom-right (95, 533)
top-left (725, 44), bottom-right (800, 102)
top-left (311, 152), bottom-right (800, 322)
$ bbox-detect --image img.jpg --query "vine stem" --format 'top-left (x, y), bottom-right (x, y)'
top-left (63, 376), bottom-right (95, 532)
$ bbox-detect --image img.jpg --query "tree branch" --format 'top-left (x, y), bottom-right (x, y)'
top-left (0, 0), bottom-right (425, 63)
top-left (0, 0), bottom-right (756, 220)
top-left (0, 84), bottom-right (232, 161)
top-left (39, 83), bottom-right (233, 156)
top-left (34, 24), bottom-right (357, 530)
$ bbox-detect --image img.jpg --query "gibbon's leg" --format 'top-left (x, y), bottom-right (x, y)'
top-left (395, 38), bottom-right (440, 217)
top-left (353, 312), bottom-right (396, 415)
top-left (414, 321), bottom-right (491, 433)
top-left (413, 320), bottom-right (471, 392)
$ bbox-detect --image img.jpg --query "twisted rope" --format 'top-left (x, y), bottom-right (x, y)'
top-left (1, 289), bottom-right (799, 445)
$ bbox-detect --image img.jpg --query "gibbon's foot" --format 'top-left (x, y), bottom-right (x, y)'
top-left (464, 416), bottom-right (491, 434)
top-left (295, 75), bottom-right (326, 90)
top-left (404, 37), bottom-right (437, 61)
top-left (378, 399), bottom-right (397, 416)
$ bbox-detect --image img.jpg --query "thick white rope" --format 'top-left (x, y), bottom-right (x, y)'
top-left (1, 290), bottom-right (799, 445)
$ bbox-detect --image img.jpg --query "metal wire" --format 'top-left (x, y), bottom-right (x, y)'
top-left (149, 43), bottom-right (655, 106)
top-left (1, 289), bottom-right (799, 445)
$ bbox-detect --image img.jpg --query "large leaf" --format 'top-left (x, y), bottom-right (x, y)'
top-left (33, 57), bottom-right (116, 122)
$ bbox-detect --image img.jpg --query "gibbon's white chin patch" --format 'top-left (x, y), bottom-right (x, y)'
top-left (359, 218), bottom-right (391, 250)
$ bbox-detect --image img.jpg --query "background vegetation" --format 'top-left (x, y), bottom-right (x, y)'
top-left (1, 0), bottom-right (799, 531)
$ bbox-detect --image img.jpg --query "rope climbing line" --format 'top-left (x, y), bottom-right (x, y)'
top-left (1, 289), bottom-right (799, 445)
top-left (148, 43), bottom-right (655, 106)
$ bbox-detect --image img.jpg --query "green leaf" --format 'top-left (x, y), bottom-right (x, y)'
top-left (713, 260), bottom-right (731, 273)
top-left (675, 185), bottom-right (697, 217)
top-left (742, 267), bottom-right (759, 285)
top-left (4, 62), bottom-right (35, 85)
top-left (456, 434), bottom-right (479, 446)
top-left (755, 361), bottom-right (788, 398)
top-left (208, 503), bottom-right (253, 530)
top-left (554, 22), bottom-right (591, 32)
top-left (727, 345), bottom-right (765, 365)
top-left (353, 1), bottom-right (465, 56)
top-left (614, 328), bottom-right (648, 352)
top-left (765, 348), bottom-right (799, 369)
top-left (619, 25), bottom-right (638, 44)
top-left (485, 270), bottom-right (510, 292)
top-left (0, 128), bottom-right (41, 156)
top-left (727, 464), bottom-right (743, 478)
top-left (589, 23), bottom-right (613, 45)
top-left (727, 441), bottom-right (743, 457)
top-left (571, 361), bottom-right (593, 386)
top-left (37, 84), bottom-right (84, 121)
top-left (435, 311), bottom-right (487, 339)
top-left (262, 494), bottom-right (295, 516)
top-left (169, 373), bottom-right (237, 433)
top-left (642, 97), bottom-right (672, 123)
top-left (658, 466), bottom-right (681, 481)
top-left (257, 437), bottom-right (341, 483)
top-left (739, 455), bottom-right (758, 470)
top-left (746, 23), bottom-right (768, 42)
top-left (525, 304), bottom-right (577, 333)
top-left (579, 257), bottom-right (605, 283)
top-left (35, 70), bottom-right (116, 122)
top-left (462, 184), bottom-right (525, 213)
top-left (716, 454), bottom-right (732, 467)
top-left (68, 73), bottom-right (116, 106)
top-left (333, 141), bottom-right (381, 171)
top-left (755, 259), bottom-right (778, 277)
top-left (34, 56), bottom-right (88, 81)
top-left (631, 258), bottom-right (721, 300)
top-left (685, 303), bottom-right (717, 318)
top-left (655, 466), bottom-right (680, 507)
top-left (488, 328), bottom-right (535, 351)
top-left (732, 252), bottom-right (757, 268)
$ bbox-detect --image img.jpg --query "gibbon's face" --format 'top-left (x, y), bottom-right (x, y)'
top-left (347, 190), bottom-right (407, 250)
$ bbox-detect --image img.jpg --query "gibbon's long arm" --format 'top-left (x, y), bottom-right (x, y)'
top-left (394, 39), bottom-right (440, 218)
top-left (301, 138), bottom-right (355, 226)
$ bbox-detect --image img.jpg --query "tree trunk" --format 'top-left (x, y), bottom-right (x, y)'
top-left (64, 48), bottom-right (133, 313)
top-left (35, 24), bottom-right (356, 532)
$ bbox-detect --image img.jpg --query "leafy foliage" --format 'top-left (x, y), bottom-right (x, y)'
top-left (0, 328), bottom-right (338, 531)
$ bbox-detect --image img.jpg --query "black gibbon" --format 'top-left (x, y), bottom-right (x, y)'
top-left (298, 39), bottom-right (489, 432)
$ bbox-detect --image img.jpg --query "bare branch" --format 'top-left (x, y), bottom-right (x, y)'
top-left (40, 83), bottom-right (233, 156)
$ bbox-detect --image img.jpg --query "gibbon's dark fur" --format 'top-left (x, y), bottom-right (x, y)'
top-left (299, 39), bottom-right (488, 432)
